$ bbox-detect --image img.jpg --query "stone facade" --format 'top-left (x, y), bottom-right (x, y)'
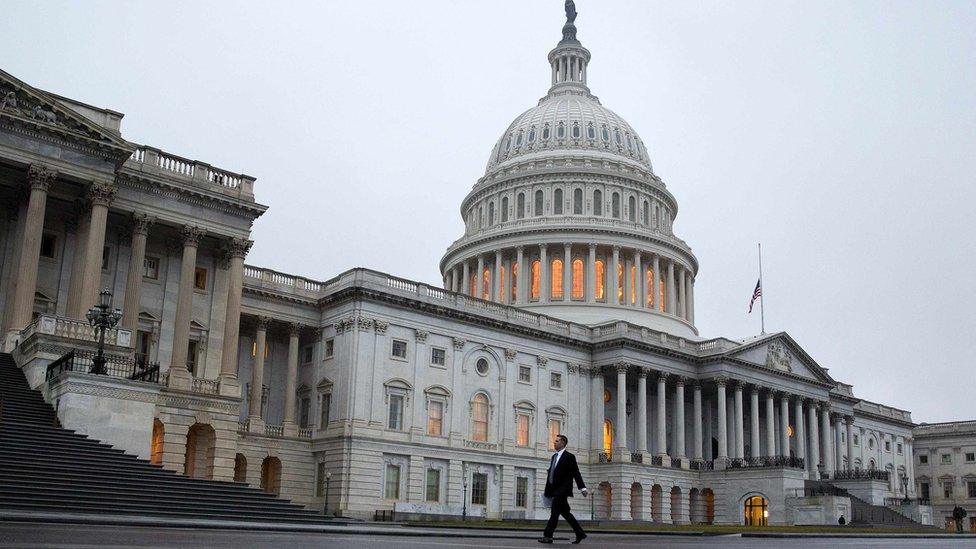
top-left (913, 421), bottom-right (976, 530)
top-left (0, 6), bottom-right (947, 526)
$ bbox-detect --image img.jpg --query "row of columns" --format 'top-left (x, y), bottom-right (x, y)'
top-left (246, 318), bottom-right (309, 432)
top-left (445, 244), bottom-right (694, 322)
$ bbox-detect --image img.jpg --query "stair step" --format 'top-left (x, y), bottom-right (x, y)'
top-left (0, 472), bottom-right (281, 500)
top-left (0, 440), bottom-right (136, 457)
top-left (0, 484), bottom-right (305, 511)
top-left (0, 499), bottom-right (327, 523)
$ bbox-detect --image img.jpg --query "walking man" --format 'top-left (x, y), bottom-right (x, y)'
top-left (539, 434), bottom-right (587, 544)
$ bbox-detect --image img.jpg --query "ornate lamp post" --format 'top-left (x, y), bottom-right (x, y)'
top-left (462, 476), bottom-right (468, 521)
top-left (900, 474), bottom-right (910, 503)
top-left (323, 470), bottom-right (332, 517)
top-left (85, 289), bottom-right (122, 375)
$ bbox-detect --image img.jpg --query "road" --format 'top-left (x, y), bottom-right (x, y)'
top-left (0, 523), bottom-right (973, 549)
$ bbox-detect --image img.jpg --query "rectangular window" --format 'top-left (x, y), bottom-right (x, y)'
top-left (384, 464), bottom-right (400, 500)
top-left (186, 340), bottom-right (198, 374)
top-left (853, 434), bottom-right (859, 446)
top-left (471, 472), bottom-right (488, 505)
top-left (143, 256), bottom-right (160, 279)
top-left (324, 338), bottom-right (334, 358)
top-left (968, 481), bottom-right (976, 499)
top-left (515, 476), bottom-right (528, 508)
top-left (319, 393), bottom-right (331, 428)
top-left (518, 366), bottom-right (531, 383)
top-left (550, 372), bottom-right (562, 389)
top-left (388, 395), bottom-right (404, 430)
top-left (920, 482), bottom-right (930, 500)
top-left (194, 267), bottom-right (207, 290)
top-left (302, 345), bottom-right (313, 364)
top-left (944, 481), bottom-right (954, 499)
top-left (548, 419), bottom-right (561, 451)
top-left (136, 330), bottom-right (151, 365)
top-left (885, 440), bottom-right (891, 452)
top-left (391, 339), bottom-right (407, 359)
top-left (427, 401), bottom-right (443, 436)
top-left (942, 454), bottom-right (952, 465)
top-left (101, 246), bottom-right (110, 270)
top-left (316, 462), bottom-right (327, 497)
top-left (430, 347), bottom-right (446, 366)
top-left (425, 469), bottom-right (441, 502)
top-left (920, 454), bottom-right (928, 465)
top-left (40, 233), bottom-right (57, 259)
top-left (516, 414), bottom-right (529, 447)
top-left (966, 452), bottom-right (975, 463)
top-left (841, 432), bottom-right (846, 444)
top-left (299, 397), bottom-right (310, 428)
top-left (897, 443), bottom-right (903, 454)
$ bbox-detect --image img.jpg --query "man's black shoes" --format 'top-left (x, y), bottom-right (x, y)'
top-left (572, 533), bottom-right (587, 544)
top-left (537, 537), bottom-right (554, 544)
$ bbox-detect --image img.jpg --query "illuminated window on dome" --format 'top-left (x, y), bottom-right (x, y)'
top-left (482, 268), bottom-right (490, 300)
top-left (573, 189), bottom-right (583, 214)
top-left (630, 265), bottom-right (637, 304)
top-left (572, 258), bottom-right (584, 299)
top-left (646, 269), bottom-right (654, 306)
top-left (499, 265), bottom-right (505, 300)
top-left (617, 263), bottom-right (623, 304)
top-left (593, 190), bottom-right (603, 215)
top-left (531, 260), bottom-right (541, 300)
top-left (511, 262), bottom-right (518, 301)
top-left (469, 273), bottom-right (477, 298)
top-left (553, 188), bottom-right (563, 214)
top-left (595, 260), bottom-right (605, 301)
top-left (659, 278), bottom-right (666, 312)
top-left (551, 259), bottom-right (563, 299)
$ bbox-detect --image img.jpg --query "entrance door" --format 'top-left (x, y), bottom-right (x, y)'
top-left (744, 495), bottom-right (768, 526)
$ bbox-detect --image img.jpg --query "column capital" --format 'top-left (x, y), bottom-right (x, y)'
top-left (373, 319), bottom-right (388, 334)
top-left (673, 376), bottom-right (686, 387)
top-left (226, 237), bottom-right (253, 259)
top-left (614, 362), bottom-right (629, 375)
top-left (563, 242), bottom-right (572, 250)
top-left (656, 371), bottom-right (668, 383)
top-left (256, 316), bottom-right (272, 330)
top-left (131, 213), bottom-right (155, 236)
top-left (777, 390), bottom-right (792, 401)
top-left (504, 348), bottom-right (517, 360)
top-left (635, 367), bottom-right (649, 379)
top-left (516, 245), bottom-right (525, 253)
top-left (588, 242), bottom-right (597, 251)
top-left (87, 179), bottom-right (117, 207)
top-left (588, 366), bottom-right (605, 378)
top-left (415, 329), bottom-right (429, 343)
top-left (612, 245), bottom-right (621, 252)
top-left (691, 379), bottom-right (702, 390)
top-left (713, 376), bottom-right (728, 387)
top-left (844, 414), bottom-right (855, 424)
top-left (27, 163), bottom-right (58, 191)
top-left (289, 322), bottom-right (304, 337)
top-left (452, 337), bottom-right (466, 350)
top-left (537, 356), bottom-right (549, 368)
top-left (181, 225), bottom-right (205, 247)
top-left (539, 243), bottom-right (548, 251)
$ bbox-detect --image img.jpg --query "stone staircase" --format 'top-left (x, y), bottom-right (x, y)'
top-left (805, 480), bottom-right (926, 528)
top-left (0, 352), bottom-right (329, 524)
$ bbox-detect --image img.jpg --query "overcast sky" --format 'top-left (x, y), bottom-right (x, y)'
top-left (3, 1), bottom-right (974, 423)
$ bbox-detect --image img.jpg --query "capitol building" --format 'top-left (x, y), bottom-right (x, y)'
top-left (0, 4), bottom-right (948, 527)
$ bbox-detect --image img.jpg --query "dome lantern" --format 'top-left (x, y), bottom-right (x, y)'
top-left (548, 1), bottom-right (591, 95)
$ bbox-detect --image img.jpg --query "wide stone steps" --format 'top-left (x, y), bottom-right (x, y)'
top-left (0, 351), bottom-right (329, 525)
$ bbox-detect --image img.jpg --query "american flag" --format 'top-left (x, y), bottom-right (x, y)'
top-left (748, 279), bottom-right (762, 313)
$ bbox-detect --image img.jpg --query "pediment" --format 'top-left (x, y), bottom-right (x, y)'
top-left (0, 69), bottom-right (132, 164)
top-left (725, 332), bottom-right (835, 385)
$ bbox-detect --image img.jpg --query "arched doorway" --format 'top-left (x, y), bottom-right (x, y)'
top-left (234, 453), bottom-right (247, 482)
top-left (150, 419), bottom-right (164, 465)
top-left (630, 483), bottom-right (643, 520)
top-left (670, 486), bottom-right (683, 524)
top-left (603, 420), bottom-right (614, 456)
top-left (596, 482), bottom-right (612, 520)
top-left (184, 423), bottom-right (215, 479)
top-left (261, 456), bottom-right (282, 495)
top-left (744, 495), bottom-right (768, 526)
top-left (688, 488), bottom-right (702, 524)
top-left (651, 484), bottom-right (663, 522)
top-left (703, 489), bottom-right (715, 525)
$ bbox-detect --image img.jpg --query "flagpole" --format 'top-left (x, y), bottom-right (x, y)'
top-left (758, 242), bottom-right (765, 334)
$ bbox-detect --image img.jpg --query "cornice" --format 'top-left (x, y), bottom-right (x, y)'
top-left (117, 171), bottom-right (267, 219)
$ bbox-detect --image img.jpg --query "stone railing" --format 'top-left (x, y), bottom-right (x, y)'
top-left (191, 377), bottom-right (219, 395)
top-left (463, 440), bottom-right (498, 452)
top-left (598, 452), bottom-right (612, 463)
top-left (671, 457), bottom-right (684, 468)
top-left (854, 400), bottom-right (913, 423)
top-left (297, 427), bottom-right (313, 440)
top-left (630, 452), bottom-right (643, 464)
top-left (243, 265), bottom-right (324, 298)
top-left (238, 419), bottom-right (249, 432)
top-left (729, 456), bottom-right (805, 470)
top-left (914, 420), bottom-right (976, 436)
top-left (125, 145), bottom-right (255, 199)
top-left (19, 314), bottom-right (131, 348)
top-left (650, 455), bottom-right (663, 466)
top-left (826, 469), bottom-right (889, 482)
top-left (690, 459), bottom-right (714, 471)
top-left (264, 424), bottom-right (284, 438)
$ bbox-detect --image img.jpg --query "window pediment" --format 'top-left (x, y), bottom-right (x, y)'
top-left (316, 377), bottom-right (334, 391)
top-left (424, 385), bottom-right (451, 398)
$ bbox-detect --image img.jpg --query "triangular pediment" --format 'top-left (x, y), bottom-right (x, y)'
top-left (0, 69), bottom-right (133, 164)
top-left (724, 332), bottom-right (835, 385)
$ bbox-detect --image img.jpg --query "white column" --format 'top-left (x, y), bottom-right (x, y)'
top-left (834, 414), bottom-right (844, 470)
top-left (539, 244), bottom-right (548, 303)
top-left (666, 260), bottom-right (676, 314)
top-left (692, 382), bottom-right (703, 461)
top-left (493, 250), bottom-right (502, 302)
top-left (615, 364), bottom-right (629, 459)
top-left (515, 246), bottom-right (524, 303)
top-left (808, 401), bottom-right (821, 476)
top-left (678, 265), bottom-right (687, 319)
top-left (591, 368), bottom-right (605, 455)
top-left (121, 214), bottom-right (153, 332)
top-left (283, 323), bottom-right (301, 426)
top-left (461, 260), bottom-right (470, 296)
top-left (72, 180), bottom-right (116, 317)
top-left (169, 226), bottom-right (204, 372)
top-left (656, 373), bottom-right (668, 457)
top-left (749, 387), bottom-right (761, 459)
top-left (476, 255), bottom-right (484, 299)
top-left (7, 165), bottom-right (56, 340)
top-left (733, 382), bottom-right (744, 459)
top-left (687, 273), bottom-right (695, 324)
top-left (716, 379), bottom-right (728, 461)
top-left (634, 251), bottom-right (643, 308)
top-left (611, 246), bottom-right (620, 305)
top-left (636, 369), bottom-right (648, 455)
top-left (248, 317), bottom-right (270, 420)
top-left (845, 416), bottom-right (854, 472)
top-left (821, 405), bottom-right (834, 475)
top-left (780, 393), bottom-right (791, 458)
top-left (563, 243), bottom-right (572, 301)
top-left (586, 244), bottom-right (596, 303)
top-left (795, 398), bottom-right (806, 467)
top-left (218, 238), bottom-right (251, 390)
top-left (675, 378), bottom-right (686, 459)
top-left (765, 390), bottom-right (776, 457)
top-left (651, 255), bottom-right (660, 311)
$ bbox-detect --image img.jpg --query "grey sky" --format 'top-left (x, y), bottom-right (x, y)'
top-left (3, 1), bottom-right (974, 423)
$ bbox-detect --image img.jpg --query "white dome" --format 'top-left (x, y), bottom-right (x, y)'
top-left (486, 93), bottom-right (653, 174)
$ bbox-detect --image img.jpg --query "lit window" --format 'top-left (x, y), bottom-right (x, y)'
top-left (617, 263), bottom-right (623, 304)
top-left (515, 476), bottom-right (528, 507)
top-left (384, 464), bottom-right (401, 499)
top-left (593, 190), bottom-right (602, 215)
top-left (324, 339), bottom-right (334, 358)
top-left (482, 268), bottom-right (490, 300)
top-left (391, 339), bottom-right (407, 359)
top-left (471, 472), bottom-right (488, 505)
top-left (469, 273), bottom-right (477, 297)
top-left (427, 401), bottom-right (443, 436)
top-left (550, 372), bottom-right (562, 389)
top-left (518, 366), bottom-right (531, 383)
top-left (604, 389), bottom-right (611, 403)
top-left (571, 258), bottom-right (584, 299)
top-left (194, 267), bottom-right (207, 290)
top-left (498, 265), bottom-right (506, 299)
top-left (554, 188), bottom-right (563, 214)
top-left (595, 260), bottom-right (605, 301)
top-left (471, 393), bottom-right (489, 442)
top-left (430, 347), bottom-right (446, 366)
top-left (646, 269), bottom-right (654, 306)
top-left (603, 420), bottom-right (613, 453)
top-left (388, 395), bottom-right (404, 430)
top-left (630, 264), bottom-right (637, 304)
top-left (143, 256), bottom-right (160, 279)
top-left (40, 233), bottom-right (57, 259)
top-left (548, 419), bottom-right (562, 450)
top-left (550, 258), bottom-right (563, 299)
top-left (659, 277), bottom-right (666, 312)
top-left (511, 261), bottom-right (518, 301)
top-left (516, 414), bottom-right (530, 447)
top-left (530, 260), bottom-right (541, 300)
top-left (425, 469), bottom-right (441, 502)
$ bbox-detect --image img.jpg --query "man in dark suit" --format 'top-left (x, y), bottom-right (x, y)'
top-left (539, 434), bottom-right (587, 544)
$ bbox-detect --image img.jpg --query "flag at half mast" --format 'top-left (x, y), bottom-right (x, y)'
top-left (748, 279), bottom-right (762, 313)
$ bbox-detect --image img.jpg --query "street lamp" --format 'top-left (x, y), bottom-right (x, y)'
top-left (462, 476), bottom-right (468, 521)
top-left (900, 474), bottom-right (910, 503)
top-left (85, 289), bottom-right (122, 375)
top-left (323, 471), bottom-right (332, 517)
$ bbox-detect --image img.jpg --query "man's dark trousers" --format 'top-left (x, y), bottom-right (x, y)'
top-left (543, 495), bottom-right (585, 539)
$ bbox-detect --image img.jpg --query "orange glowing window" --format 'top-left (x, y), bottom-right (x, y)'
top-left (659, 278), bottom-right (666, 312)
top-left (603, 420), bottom-right (614, 453)
top-left (499, 265), bottom-right (506, 300)
top-left (469, 273), bottom-right (477, 298)
top-left (482, 268), bottom-right (490, 300)
top-left (646, 269), bottom-right (654, 306)
top-left (571, 258), bottom-right (584, 299)
top-left (531, 260), bottom-right (541, 300)
top-left (595, 260), bottom-right (605, 301)
top-left (617, 263), bottom-right (624, 304)
top-left (630, 265), bottom-right (637, 304)
top-left (511, 262), bottom-right (518, 301)
top-left (551, 259), bottom-right (563, 299)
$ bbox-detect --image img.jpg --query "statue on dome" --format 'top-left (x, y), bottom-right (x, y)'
top-left (565, 1), bottom-right (578, 24)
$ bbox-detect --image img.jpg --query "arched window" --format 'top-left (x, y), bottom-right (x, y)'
top-left (587, 123), bottom-right (596, 140)
top-left (571, 258), bottom-right (584, 299)
top-left (498, 265), bottom-right (505, 300)
top-left (517, 193), bottom-right (525, 219)
top-left (528, 127), bottom-right (536, 143)
top-left (614, 128), bottom-right (622, 145)
top-left (593, 190), bottom-right (603, 216)
top-left (601, 125), bottom-right (610, 142)
top-left (743, 495), bottom-right (768, 526)
top-left (477, 206), bottom-right (483, 229)
top-left (628, 196), bottom-right (636, 222)
top-left (531, 260), bottom-right (541, 300)
top-left (553, 188), bottom-right (563, 214)
top-left (542, 124), bottom-right (551, 140)
top-left (595, 259), bottom-right (606, 301)
top-left (572, 122), bottom-right (581, 139)
top-left (534, 190), bottom-right (544, 216)
top-left (573, 188), bottom-right (583, 214)
top-left (234, 453), bottom-right (247, 482)
top-left (515, 130), bottom-right (523, 147)
top-left (659, 276), bottom-right (666, 312)
top-left (603, 420), bottom-right (614, 454)
top-left (501, 196), bottom-right (509, 222)
top-left (551, 259), bottom-right (563, 299)
top-left (482, 268), bottom-right (490, 300)
top-left (261, 456), bottom-right (282, 495)
top-left (150, 419), bottom-right (164, 465)
top-left (646, 268), bottom-right (654, 307)
top-left (557, 122), bottom-right (566, 139)
top-left (612, 192), bottom-right (621, 218)
top-left (471, 393), bottom-right (489, 442)
top-left (642, 200), bottom-right (649, 225)
top-left (488, 202), bottom-right (495, 226)
top-left (511, 261), bottom-right (518, 301)
top-left (617, 262), bottom-right (624, 304)
top-left (504, 135), bottom-right (512, 152)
